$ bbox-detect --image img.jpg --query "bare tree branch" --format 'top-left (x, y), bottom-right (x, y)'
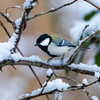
top-left (84, 90), bottom-right (93, 100)
top-left (40, 77), bottom-right (51, 94)
top-left (5, 6), bottom-right (23, 14)
top-left (0, 20), bottom-right (11, 38)
top-left (27, 0), bottom-right (78, 21)
top-left (53, 71), bottom-right (79, 84)
top-left (79, 25), bottom-right (89, 41)
top-left (84, 0), bottom-right (100, 10)
top-left (0, 12), bottom-right (16, 30)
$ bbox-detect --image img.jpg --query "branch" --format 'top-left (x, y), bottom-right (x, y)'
top-left (9, 0), bottom-right (38, 53)
top-left (70, 78), bottom-right (99, 90)
top-left (0, 19), bottom-right (42, 85)
top-left (0, 12), bottom-right (16, 30)
top-left (84, 0), bottom-right (100, 10)
top-left (5, 6), bottom-right (23, 14)
top-left (27, 0), bottom-right (78, 21)
top-left (19, 77), bottom-right (100, 100)
top-left (53, 71), bottom-right (79, 84)
top-left (13, 59), bottom-right (100, 76)
top-left (66, 30), bottom-right (100, 64)
top-left (0, 53), bottom-right (98, 76)
top-left (0, 15), bottom-right (50, 100)
top-left (19, 88), bottom-right (62, 100)
top-left (40, 76), bottom-right (51, 94)
top-left (19, 79), bottom-right (67, 100)
top-left (84, 90), bottom-right (93, 100)
top-left (0, 29), bottom-right (100, 75)
top-left (79, 25), bottom-right (89, 41)
top-left (0, 20), bottom-right (11, 38)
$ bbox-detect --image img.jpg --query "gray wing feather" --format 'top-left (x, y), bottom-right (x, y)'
top-left (52, 37), bottom-right (76, 47)
top-left (60, 40), bottom-right (76, 47)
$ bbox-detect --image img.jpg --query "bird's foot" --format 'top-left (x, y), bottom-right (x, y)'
top-left (47, 57), bottom-right (53, 64)
top-left (60, 55), bottom-right (65, 65)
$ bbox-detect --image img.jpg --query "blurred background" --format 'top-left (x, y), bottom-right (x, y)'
top-left (0, 0), bottom-right (100, 100)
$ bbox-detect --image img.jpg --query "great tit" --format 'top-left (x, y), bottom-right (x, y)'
top-left (35, 34), bottom-right (87, 64)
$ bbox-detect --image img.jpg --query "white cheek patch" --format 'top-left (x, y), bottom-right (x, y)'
top-left (40, 38), bottom-right (50, 46)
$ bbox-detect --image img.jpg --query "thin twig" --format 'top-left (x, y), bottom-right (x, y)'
top-left (79, 25), bottom-right (89, 41)
top-left (5, 6), bottom-right (23, 14)
top-left (53, 71), bottom-right (79, 84)
top-left (75, 25), bottom-right (89, 63)
top-left (27, 0), bottom-right (78, 21)
top-left (40, 77), bottom-right (51, 94)
top-left (84, 0), bottom-right (100, 10)
top-left (0, 12), bottom-right (16, 30)
top-left (0, 20), bottom-right (11, 38)
top-left (70, 79), bottom-right (99, 90)
top-left (5, 1), bottom-right (39, 14)
top-left (84, 90), bottom-right (93, 100)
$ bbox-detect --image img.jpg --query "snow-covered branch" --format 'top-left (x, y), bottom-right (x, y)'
top-left (19, 72), bottom-right (100, 100)
top-left (0, 51), bottom-right (100, 76)
top-left (12, 60), bottom-right (100, 76)
top-left (0, 0), bottom-right (38, 54)
top-left (19, 79), bottom-right (69, 100)
top-left (0, 28), bottom-right (100, 75)
top-left (67, 30), bottom-right (100, 64)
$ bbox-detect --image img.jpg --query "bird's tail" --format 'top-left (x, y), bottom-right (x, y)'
top-left (68, 46), bottom-right (90, 51)
top-left (82, 47), bottom-right (90, 49)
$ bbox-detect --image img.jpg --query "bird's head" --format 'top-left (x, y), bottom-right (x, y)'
top-left (35, 34), bottom-right (52, 47)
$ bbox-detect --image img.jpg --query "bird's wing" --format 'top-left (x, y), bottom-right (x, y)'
top-left (52, 36), bottom-right (76, 47)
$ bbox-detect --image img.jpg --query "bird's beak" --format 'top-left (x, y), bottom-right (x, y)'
top-left (35, 43), bottom-right (38, 46)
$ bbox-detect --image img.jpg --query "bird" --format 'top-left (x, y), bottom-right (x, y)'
top-left (35, 34), bottom-right (88, 64)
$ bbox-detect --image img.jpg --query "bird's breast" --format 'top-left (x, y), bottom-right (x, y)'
top-left (48, 42), bottom-right (69, 56)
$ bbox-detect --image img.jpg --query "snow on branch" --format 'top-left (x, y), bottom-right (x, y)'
top-left (0, 29), bottom-right (100, 75)
top-left (66, 30), bottom-right (100, 64)
top-left (0, 0), bottom-right (39, 54)
top-left (11, 58), bottom-right (100, 76)
top-left (19, 71), bottom-right (100, 100)
top-left (19, 79), bottom-right (70, 100)
top-left (0, 51), bottom-right (100, 76)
